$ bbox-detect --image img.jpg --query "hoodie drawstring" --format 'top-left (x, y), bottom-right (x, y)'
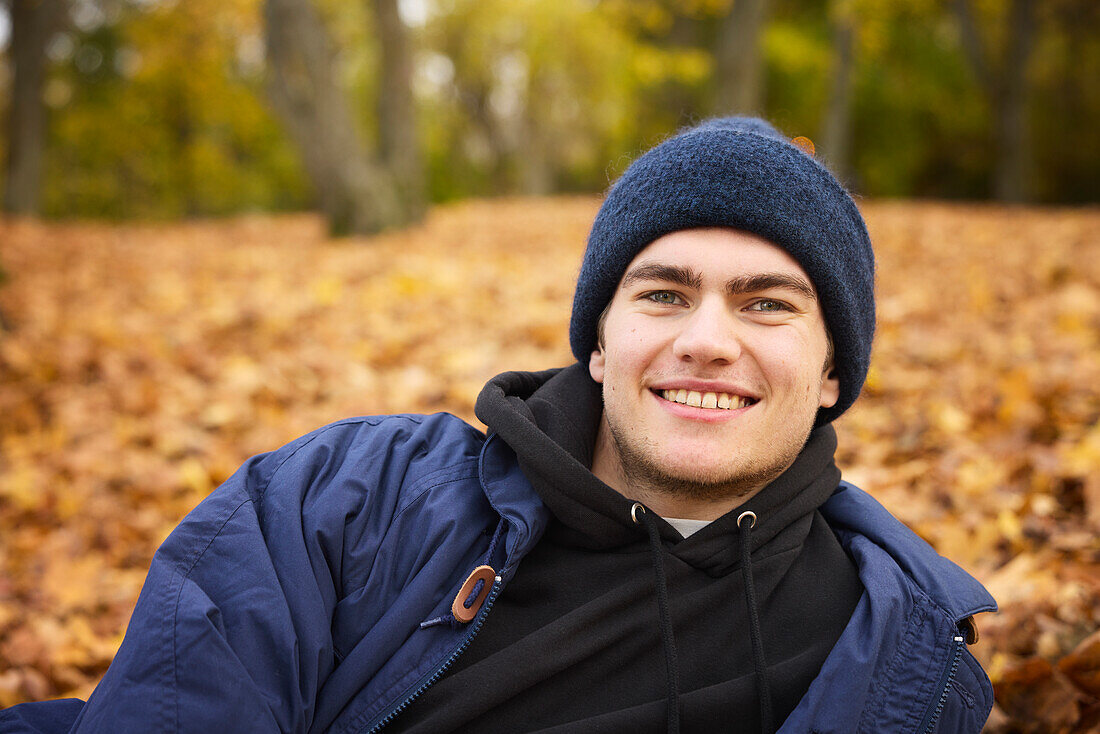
top-left (737, 510), bottom-right (773, 734)
top-left (632, 503), bottom-right (681, 734)
top-left (632, 503), bottom-right (774, 734)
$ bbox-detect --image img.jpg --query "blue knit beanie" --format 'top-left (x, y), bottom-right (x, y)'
top-left (569, 117), bottom-right (875, 424)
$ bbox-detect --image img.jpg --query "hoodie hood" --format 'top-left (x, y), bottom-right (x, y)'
top-left (476, 364), bottom-right (631, 548)
top-left (475, 363), bottom-right (843, 574)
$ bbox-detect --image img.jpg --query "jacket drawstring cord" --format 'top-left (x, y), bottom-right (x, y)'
top-left (632, 502), bottom-right (681, 734)
top-left (484, 518), bottom-right (506, 564)
top-left (738, 510), bottom-right (773, 734)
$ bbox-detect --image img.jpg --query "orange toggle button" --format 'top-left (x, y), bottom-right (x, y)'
top-left (452, 565), bottom-right (496, 623)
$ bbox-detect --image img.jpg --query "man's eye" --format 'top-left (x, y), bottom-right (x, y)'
top-left (646, 291), bottom-right (682, 305)
top-left (749, 299), bottom-right (789, 312)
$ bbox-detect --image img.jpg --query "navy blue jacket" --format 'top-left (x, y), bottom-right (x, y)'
top-left (1, 412), bottom-right (996, 733)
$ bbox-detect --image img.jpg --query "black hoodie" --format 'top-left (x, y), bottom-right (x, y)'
top-left (388, 365), bottom-right (863, 733)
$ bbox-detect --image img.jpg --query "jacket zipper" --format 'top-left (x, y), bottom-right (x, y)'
top-left (363, 575), bottom-right (503, 733)
top-left (916, 635), bottom-right (965, 734)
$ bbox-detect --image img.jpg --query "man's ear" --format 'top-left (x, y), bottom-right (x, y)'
top-left (589, 348), bottom-right (605, 384)
top-left (819, 365), bottom-right (840, 409)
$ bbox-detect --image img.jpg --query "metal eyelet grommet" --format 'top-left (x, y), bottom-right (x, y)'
top-left (736, 510), bottom-right (757, 529)
top-left (630, 502), bottom-right (646, 525)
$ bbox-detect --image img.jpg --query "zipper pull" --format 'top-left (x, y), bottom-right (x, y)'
top-left (452, 565), bottom-right (496, 623)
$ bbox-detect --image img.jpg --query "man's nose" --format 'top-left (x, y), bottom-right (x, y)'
top-left (671, 298), bottom-right (743, 365)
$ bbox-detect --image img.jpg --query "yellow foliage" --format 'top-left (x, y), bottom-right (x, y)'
top-left (1, 199), bottom-right (1098, 726)
top-left (310, 276), bottom-right (344, 306)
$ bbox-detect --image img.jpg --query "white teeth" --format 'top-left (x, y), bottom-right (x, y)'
top-left (660, 389), bottom-right (752, 410)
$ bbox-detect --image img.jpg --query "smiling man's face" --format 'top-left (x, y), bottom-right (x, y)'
top-left (588, 227), bottom-right (840, 519)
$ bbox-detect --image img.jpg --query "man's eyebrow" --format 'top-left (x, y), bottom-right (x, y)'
top-left (621, 263), bottom-right (702, 290)
top-left (727, 273), bottom-right (817, 301)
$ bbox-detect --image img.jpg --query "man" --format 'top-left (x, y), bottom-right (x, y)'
top-left (1, 118), bottom-right (996, 733)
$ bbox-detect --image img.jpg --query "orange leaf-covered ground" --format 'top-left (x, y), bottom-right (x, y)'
top-left (1, 198), bottom-right (1098, 730)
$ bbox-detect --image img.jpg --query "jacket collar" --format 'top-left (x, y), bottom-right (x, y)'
top-left (823, 482), bottom-right (997, 622)
top-left (477, 433), bottom-right (550, 583)
top-left (776, 483), bottom-right (996, 731)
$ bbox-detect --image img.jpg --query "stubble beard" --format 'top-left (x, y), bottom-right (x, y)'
top-left (599, 398), bottom-right (816, 506)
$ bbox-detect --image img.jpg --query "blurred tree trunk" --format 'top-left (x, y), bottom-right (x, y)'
top-left (821, 2), bottom-right (855, 187)
top-left (169, 83), bottom-right (198, 217)
top-left (4, 0), bottom-right (64, 216)
top-left (518, 110), bottom-right (553, 196)
top-left (996, 0), bottom-right (1035, 202)
top-left (953, 0), bottom-right (1036, 202)
top-left (370, 0), bottom-right (425, 220)
top-left (263, 0), bottom-right (404, 234)
top-left (655, 13), bottom-right (705, 129)
top-left (713, 0), bottom-right (770, 115)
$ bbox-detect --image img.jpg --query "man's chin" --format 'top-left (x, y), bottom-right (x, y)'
top-left (602, 416), bottom-right (805, 506)
top-left (619, 451), bottom-right (781, 504)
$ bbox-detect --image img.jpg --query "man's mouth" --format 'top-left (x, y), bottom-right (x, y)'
top-left (655, 389), bottom-right (757, 410)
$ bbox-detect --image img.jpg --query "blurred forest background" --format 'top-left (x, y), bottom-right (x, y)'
top-left (2, 0), bottom-right (1100, 732)
top-left (2, 0), bottom-right (1099, 229)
